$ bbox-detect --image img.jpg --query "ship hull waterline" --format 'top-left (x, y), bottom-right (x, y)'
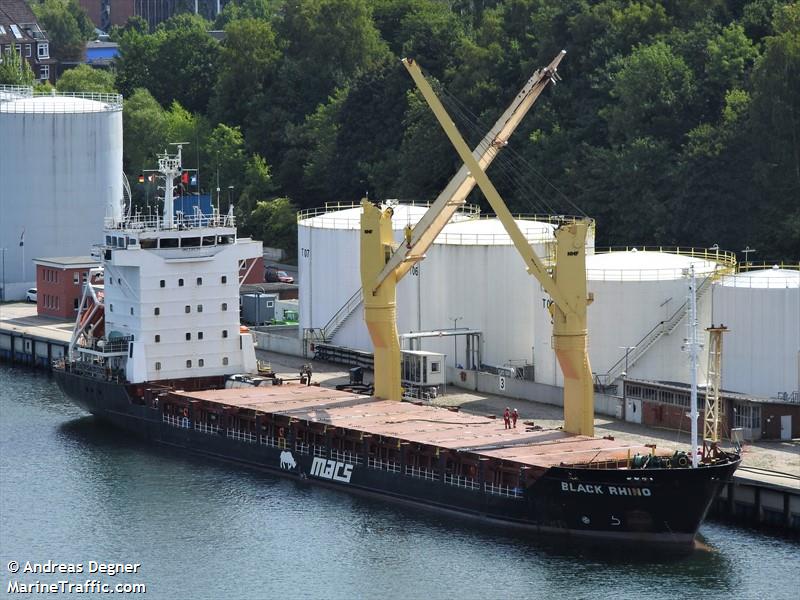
top-left (54, 370), bottom-right (739, 551)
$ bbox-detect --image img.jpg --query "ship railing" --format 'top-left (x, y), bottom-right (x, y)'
top-left (104, 212), bottom-right (236, 231)
top-left (444, 473), bottom-right (480, 491)
top-left (260, 435), bottom-right (287, 449)
top-left (484, 482), bottom-right (524, 498)
top-left (367, 457), bottom-right (401, 473)
top-left (226, 429), bottom-right (256, 443)
top-left (405, 465), bottom-right (440, 481)
top-left (194, 422), bottom-right (220, 435)
top-left (331, 449), bottom-right (364, 465)
top-left (295, 441), bottom-right (310, 455)
top-left (163, 414), bottom-right (191, 429)
top-left (312, 445), bottom-right (328, 458)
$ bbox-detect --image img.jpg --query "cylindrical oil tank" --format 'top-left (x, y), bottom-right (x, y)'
top-left (712, 266), bottom-right (799, 398)
top-left (298, 202), bottom-right (593, 371)
top-left (582, 249), bottom-right (733, 387)
top-left (0, 90), bottom-right (123, 299)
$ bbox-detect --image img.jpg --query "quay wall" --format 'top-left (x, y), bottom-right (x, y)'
top-left (0, 328), bottom-right (68, 369)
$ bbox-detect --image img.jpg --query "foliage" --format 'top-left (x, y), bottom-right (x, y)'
top-left (32, 0), bottom-right (94, 62)
top-left (112, 0), bottom-right (800, 259)
top-left (56, 65), bottom-right (117, 93)
top-left (0, 44), bottom-right (35, 86)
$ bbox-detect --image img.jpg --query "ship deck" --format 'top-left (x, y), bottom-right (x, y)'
top-left (172, 385), bottom-right (671, 468)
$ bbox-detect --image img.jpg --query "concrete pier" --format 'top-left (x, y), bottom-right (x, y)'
top-left (712, 467), bottom-right (800, 532)
top-left (0, 303), bottom-right (71, 368)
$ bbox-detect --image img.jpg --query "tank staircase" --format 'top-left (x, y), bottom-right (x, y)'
top-left (596, 273), bottom-right (716, 388)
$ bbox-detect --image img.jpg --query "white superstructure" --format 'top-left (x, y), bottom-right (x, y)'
top-left (71, 146), bottom-right (261, 383)
top-left (712, 265), bottom-right (800, 399)
top-left (0, 86), bottom-right (123, 300)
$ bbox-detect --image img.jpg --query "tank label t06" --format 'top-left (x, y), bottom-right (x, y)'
top-left (561, 482), bottom-right (652, 496)
top-left (310, 457), bottom-right (354, 483)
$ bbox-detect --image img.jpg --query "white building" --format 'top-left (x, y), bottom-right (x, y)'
top-left (0, 87), bottom-right (123, 300)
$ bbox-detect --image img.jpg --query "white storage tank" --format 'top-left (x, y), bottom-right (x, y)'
top-left (298, 202), bottom-right (593, 372)
top-left (583, 249), bottom-right (734, 388)
top-left (712, 265), bottom-right (799, 398)
top-left (0, 88), bottom-right (123, 300)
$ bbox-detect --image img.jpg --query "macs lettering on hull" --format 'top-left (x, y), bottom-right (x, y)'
top-left (561, 482), bottom-right (652, 497)
top-left (310, 457), bottom-right (354, 484)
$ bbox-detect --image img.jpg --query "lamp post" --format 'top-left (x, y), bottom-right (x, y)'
top-left (450, 316), bottom-right (462, 367)
top-left (227, 185), bottom-right (234, 211)
top-left (619, 345), bottom-right (635, 420)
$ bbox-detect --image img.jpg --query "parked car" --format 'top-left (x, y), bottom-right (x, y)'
top-left (26, 288), bottom-right (37, 302)
top-left (265, 268), bottom-right (294, 284)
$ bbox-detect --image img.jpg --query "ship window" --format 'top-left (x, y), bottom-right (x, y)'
top-left (198, 359), bottom-right (204, 367)
top-left (140, 239), bottom-right (156, 249)
top-left (178, 278), bottom-right (184, 287)
top-left (155, 335), bottom-right (160, 343)
top-left (221, 303), bottom-right (228, 311)
top-left (185, 305), bottom-right (190, 313)
top-left (117, 278), bottom-right (121, 285)
top-left (104, 235), bottom-right (112, 246)
top-left (202, 236), bottom-right (215, 246)
top-left (221, 276), bottom-right (227, 284)
top-left (130, 307), bottom-right (134, 315)
top-left (154, 307), bottom-right (160, 316)
top-left (222, 357), bottom-right (229, 366)
top-left (160, 279), bottom-right (165, 288)
top-left (109, 304), bottom-right (113, 312)
top-left (182, 237), bottom-right (201, 248)
top-left (186, 360), bottom-right (192, 368)
top-left (155, 362), bottom-right (161, 370)
top-left (196, 277), bottom-right (202, 286)
top-left (108, 277), bottom-right (112, 285)
top-left (160, 238), bottom-right (178, 248)
top-left (197, 304), bottom-right (203, 313)
top-left (185, 332), bottom-right (191, 341)
top-left (198, 331), bottom-right (203, 340)
top-left (222, 330), bottom-right (228, 338)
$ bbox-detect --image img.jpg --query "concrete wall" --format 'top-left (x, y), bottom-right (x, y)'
top-left (253, 330), bottom-right (304, 356)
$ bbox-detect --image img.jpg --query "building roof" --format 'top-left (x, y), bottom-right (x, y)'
top-left (34, 256), bottom-right (99, 269)
top-left (0, 0), bottom-right (46, 46)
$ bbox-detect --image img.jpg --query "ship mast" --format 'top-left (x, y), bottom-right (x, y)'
top-left (685, 265), bottom-right (701, 468)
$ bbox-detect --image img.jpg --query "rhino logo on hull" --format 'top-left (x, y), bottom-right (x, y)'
top-left (279, 450), bottom-right (297, 470)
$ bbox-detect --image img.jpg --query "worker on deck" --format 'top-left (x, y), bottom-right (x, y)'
top-left (512, 409), bottom-right (519, 428)
top-left (503, 407), bottom-right (511, 429)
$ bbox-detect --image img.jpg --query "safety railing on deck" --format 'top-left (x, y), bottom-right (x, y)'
top-left (367, 457), bottom-right (401, 473)
top-left (104, 211), bottom-right (236, 232)
top-left (312, 445), bottom-right (328, 458)
top-left (194, 422), bottom-right (219, 435)
top-left (226, 429), bottom-right (256, 443)
top-left (405, 465), bottom-right (440, 481)
top-left (163, 414), bottom-right (191, 429)
top-left (331, 449), bottom-right (364, 465)
top-left (444, 473), bottom-right (480, 491)
top-left (295, 441), bottom-right (310, 455)
top-left (0, 89), bottom-right (123, 112)
top-left (260, 435), bottom-right (287, 449)
top-left (484, 482), bottom-right (524, 498)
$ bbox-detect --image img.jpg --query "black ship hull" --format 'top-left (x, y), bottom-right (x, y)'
top-left (55, 369), bottom-right (739, 550)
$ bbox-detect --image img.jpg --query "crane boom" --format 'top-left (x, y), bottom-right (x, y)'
top-left (402, 58), bottom-right (596, 436)
top-left (371, 51), bottom-right (566, 294)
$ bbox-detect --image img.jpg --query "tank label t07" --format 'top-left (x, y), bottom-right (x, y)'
top-left (310, 457), bottom-right (354, 483)
top-left (561, 482), bottom-right (652, 496)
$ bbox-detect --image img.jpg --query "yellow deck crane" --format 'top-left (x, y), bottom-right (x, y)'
top-left (361, 53), bottom-right (597, 436)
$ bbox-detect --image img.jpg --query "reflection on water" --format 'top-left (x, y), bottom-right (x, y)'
top-left (1, 367), bottom-right (797, 600)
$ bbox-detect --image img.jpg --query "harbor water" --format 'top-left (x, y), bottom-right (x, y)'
top-left (1, 367), bottom-right (798, 599)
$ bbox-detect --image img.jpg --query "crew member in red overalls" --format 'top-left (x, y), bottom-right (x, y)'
top-left (503, 407), bottom-right (511, 429)
top-left (511, 408), bottom-right (519, 428)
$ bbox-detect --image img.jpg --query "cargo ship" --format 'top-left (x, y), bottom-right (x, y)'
top-left (53, 145), bottom-right (739, 551)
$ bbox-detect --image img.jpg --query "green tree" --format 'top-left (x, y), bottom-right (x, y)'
top-left (210, 18), bottom-right (280, 128)
top-left (122, 88), bottom-right (168, 175)
top-left (603, 41), bottom-right (695, 146)
top-left (32, 0), bottom-right (94, 62)
top-left (56, 64), bottom-right (117, 93)
top-left (204, 123), bottom-right (248, 210)
top-left (0, 44), bottom-right (35, 86)
top-left (114, 26), bottom-right (161, 98)
top-left (247, 197), bottom-right (298, 255)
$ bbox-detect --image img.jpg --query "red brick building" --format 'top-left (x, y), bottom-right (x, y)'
top-left (34, 257), bottom-right (100, 319)
top-left (0, 0), bottom-right (57, 83)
